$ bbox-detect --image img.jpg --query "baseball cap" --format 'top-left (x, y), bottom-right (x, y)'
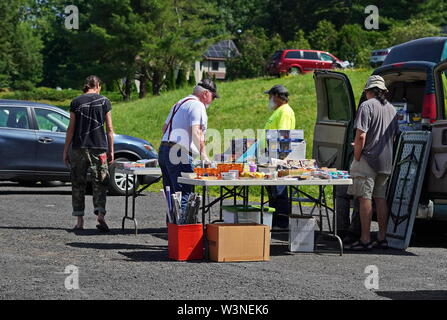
top-left (198, 78), bottom-right (219, 98)
top-left (264, 84), bottom-right (289, 97)
top-left (364, 75), bottom-right (388, 91)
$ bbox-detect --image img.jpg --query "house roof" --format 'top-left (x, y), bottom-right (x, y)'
top-left (204, 40), bottom-right (240, 60)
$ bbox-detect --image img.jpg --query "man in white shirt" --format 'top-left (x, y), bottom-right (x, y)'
top-left (159, 79), bottom-right (218, 209)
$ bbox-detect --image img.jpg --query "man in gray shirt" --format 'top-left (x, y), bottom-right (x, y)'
top-left (348, 75), bottom-right (400, 251)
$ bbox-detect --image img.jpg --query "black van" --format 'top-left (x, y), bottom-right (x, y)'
top-left (312, 57), bottom-right (447, 222)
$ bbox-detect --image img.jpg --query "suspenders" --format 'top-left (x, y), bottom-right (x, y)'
top-left (165, 98), bottom-right (195, 141)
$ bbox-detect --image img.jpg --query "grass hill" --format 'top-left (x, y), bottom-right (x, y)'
top-left (112, 69), bottom-right (373, 159)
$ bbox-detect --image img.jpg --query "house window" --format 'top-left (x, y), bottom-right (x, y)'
top-left (212, 61), bottom-right (219, 71)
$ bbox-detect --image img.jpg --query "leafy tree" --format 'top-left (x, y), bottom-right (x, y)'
top-left (137, 0), bottom-right (222, 96)
top-left (386, 19), bottom-right (441, 47)
top-left (286, 30), bottom-right (311, 50)
top-left (226, 29), bottom-right (271, 79)
top-left (336, 24), bottom-right (371, 66)
top-left (0, 0), bottom-right (43, 89)
top-left (308, 20), bottom-right (338, 52)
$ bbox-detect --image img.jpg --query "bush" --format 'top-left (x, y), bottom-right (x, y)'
top-left (176, 69), bottom-right (188, 88)
top-left (286, 30), bottom-right (311, 49)
top-left (308, 20), bottom-right (338, 52)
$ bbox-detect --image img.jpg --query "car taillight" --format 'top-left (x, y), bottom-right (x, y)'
top-left (393, 63), bottom-right (405, 68)
top-left (422, 93), bottom-right (437, 123)
top-left (379, 51), bottom-right (388, 56)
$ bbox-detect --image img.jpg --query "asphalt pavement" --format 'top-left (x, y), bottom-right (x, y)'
top-left (1, 182), bottom-right (446, 300)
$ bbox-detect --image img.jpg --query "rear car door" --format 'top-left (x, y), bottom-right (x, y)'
top-left (32, 107), bottom-right (70, 173)
top-left (312, 71), bottom-right (356, 170)
top-left (302, 51), bottom-right (320, 71)
top-left (0, 106), bottom-right (37, 176)
top-left (426, 59), bottom-right (447, 198)
top-left (284, 50), bottom-right (301, 73)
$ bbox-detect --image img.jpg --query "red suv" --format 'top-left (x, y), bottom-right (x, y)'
top-left (267, 49), bottom-right (348, 76)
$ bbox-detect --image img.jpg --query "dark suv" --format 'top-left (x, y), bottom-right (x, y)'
top-left (0, 100), bottom-right (158, 195)
top-left (311, 41), bottom-right (447, 223)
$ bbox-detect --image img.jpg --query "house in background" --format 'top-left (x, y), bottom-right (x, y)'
top-left (194, 40), bottom-right (240, 82)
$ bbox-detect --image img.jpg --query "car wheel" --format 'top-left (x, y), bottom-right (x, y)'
top-left (288, 67), bottom-right (301, 76)
top-left (108, 157), bottom-right (139, 196)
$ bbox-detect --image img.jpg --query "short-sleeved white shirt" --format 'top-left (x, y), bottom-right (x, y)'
top-left (162, 95), bottom-right (208, 155)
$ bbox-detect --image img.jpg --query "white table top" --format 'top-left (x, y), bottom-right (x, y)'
top-left (116, 167), bottom-right (162, 176)
top-left (178, 177), bottom-right (352, 187)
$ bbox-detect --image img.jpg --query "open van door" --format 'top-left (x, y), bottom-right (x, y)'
top-left (426, 60), bottom-right (447, 198)
top-left (312, 71), bottom-right (356, 170)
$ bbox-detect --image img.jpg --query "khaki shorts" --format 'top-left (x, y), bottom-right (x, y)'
top-left (347, 157), bottom-right (390, 200)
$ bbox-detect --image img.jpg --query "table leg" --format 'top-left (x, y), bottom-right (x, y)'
top-left (202, 186), bottom-right (206, 230)
top-left (122, 174), bottom-right (129, 231)
top-left (132, 174), bottom-right (138, 235)
top-left (260, 186), bottom-right (264, 224)
top-left (219, 187), bottom-right (223, 221)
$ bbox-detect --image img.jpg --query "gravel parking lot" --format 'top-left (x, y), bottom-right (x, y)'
top-left (1, 182), bottom-right (447, 300)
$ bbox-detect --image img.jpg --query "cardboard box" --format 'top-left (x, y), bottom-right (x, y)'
top-left (206, 224), bottom-right (270, 262)
top-left (289, 215), bottom-right (315, 252)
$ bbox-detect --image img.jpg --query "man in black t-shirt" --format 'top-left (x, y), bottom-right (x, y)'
top-left (63, 75), bottom-right (114, 232)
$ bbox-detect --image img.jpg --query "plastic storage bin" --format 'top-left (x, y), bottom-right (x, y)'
top-left (222, 205), bottom-right (275, 230)
top-left (168, 223), bottom-right (204, 261)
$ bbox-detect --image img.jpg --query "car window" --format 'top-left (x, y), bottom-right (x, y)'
top-left (0, 106), bottom-right (30, 129)
top-left (272, 51), bottom-right (283, 60)
top-left (35, 108), bottom-right (69, 132)
top-left (325, 78), bottom-right (352, 121)
top-left (285, 51), bottom-right (300, 59)
top-left (320, 53), bottom-right (334, 62)
top-left (303, 51), bottom-right (319, 60)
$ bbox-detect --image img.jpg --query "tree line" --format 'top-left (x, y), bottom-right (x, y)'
top-left (0, 0), bottom-right (446, 100)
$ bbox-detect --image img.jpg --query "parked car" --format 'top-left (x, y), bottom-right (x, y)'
top-left (369, 47), bottom-right (393, 68)
top-left (312, 57), bottom-right (447, 223)
top-left (383, 37), bottom-right (447, 66)
top-left (267, 49), bottom-right (350, 76)
top-left (0, 100), bottom-right (159, 195)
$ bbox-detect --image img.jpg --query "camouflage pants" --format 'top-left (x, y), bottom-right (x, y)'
top-left (70, 148), bottom-right (110, 217)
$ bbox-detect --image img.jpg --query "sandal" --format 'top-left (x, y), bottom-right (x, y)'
top-left (373, 239), bottom-right (389, 249)
top-left (349, 240), bottom-right (373, 251)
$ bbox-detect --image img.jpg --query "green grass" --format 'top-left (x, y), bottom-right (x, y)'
top-left (110, 69), bottom-right (373, 202)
